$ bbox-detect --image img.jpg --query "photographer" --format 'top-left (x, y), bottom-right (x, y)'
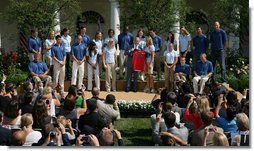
top-left (75, 134), bottom-right (99, 146)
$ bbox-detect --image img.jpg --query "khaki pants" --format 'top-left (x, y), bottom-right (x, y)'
top-left (71, 61), bottom-right (85, 89)
top-left (164, 65), bottom-right (175, 91)
top-left (32, 75), bottom-right (52, 87)
top-left (105, 63), bottom-right (116, 91)
top-left (192, 75), bottom-right (209, 94)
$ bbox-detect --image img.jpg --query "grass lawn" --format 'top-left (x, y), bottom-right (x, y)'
top-left (114, 118), bottom-right (154, 146)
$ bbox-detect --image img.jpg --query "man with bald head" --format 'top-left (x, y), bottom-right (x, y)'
top-left (12, 130), bottom-right (26, 146)
top-left (124, 37), bottom-right (142, 92)
top-left (210, 21), bottom-right (228, 83)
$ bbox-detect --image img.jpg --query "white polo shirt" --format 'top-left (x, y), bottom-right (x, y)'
top-left (62, 35), bottom-right (71, 52)
top-left (164, 50), bottom-right (177, 64)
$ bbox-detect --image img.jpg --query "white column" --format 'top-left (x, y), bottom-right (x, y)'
top-left (54, 9), bottom-right (61, 35)
top-left (0, 33), bottom-right (1, 48)
top-left (172, 13), bottom-right (180, 56)
top-left (110, 0), bottom-right (120, 40)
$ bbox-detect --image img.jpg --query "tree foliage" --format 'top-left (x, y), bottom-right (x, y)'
top-left (117, 0), bottom-right (189, 34)
top-left (3, 0), bottom-right (81, 41)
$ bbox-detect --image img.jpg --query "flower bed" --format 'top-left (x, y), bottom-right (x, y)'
top-left (117, 100), bottom-right (155, 117)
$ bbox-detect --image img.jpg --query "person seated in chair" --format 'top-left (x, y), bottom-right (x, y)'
top-left (174, 56), bottom-right (190, 90)
top-left (28, 53), bottom-right (52, 88)
top-left (192, 53), bottom-right (213, 95)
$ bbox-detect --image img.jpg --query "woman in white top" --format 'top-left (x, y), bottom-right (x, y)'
top-left (179, 26), bottom-right (191, 64)
top-left (86, 41), bottom-right (100, 91)
top-left (163, 43), bottom-right (178, 91)
top-left (163, 31), bottom-right (177, 51)
top-left (137, 28), bottom-right (146, 82)
top-left (21, 113), bottom-right (42, 146)
top-left (93, 31), bottom-right (103, 76)
top-left (44, 31), bottom-right (55, 68)
top-left (103, 38), bottom-right (117, 92)
top-left (144, 36), bottom-right (155, 93)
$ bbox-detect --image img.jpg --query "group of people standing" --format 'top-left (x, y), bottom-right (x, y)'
top-left (27, 21), bottom-right (228, 94)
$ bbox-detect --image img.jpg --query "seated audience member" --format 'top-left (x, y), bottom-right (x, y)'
top-left (3, 99), bottom-right (21, 129)
top-left (28, 53), bottom-right (52, 88)
top-left (226, 91), bottom-right (242, 113)
top-left (183, 94), bottom-right (203, 130)
top-left (32, 123), bottom-right (54, 146)
top-left (78, 98), bottom-right (102, 135)
top-left (231, 113), bottom-right (249, 146)
top-left (190, 112), bottom-right (223, 146)
top-left (19, 81), bottom-right (34, 105)
top-left (203, 128), bottom-right (229, 146)
top-left (175, 56), bottom-right (190, 84)
top-left (150, 99), bottom-right (167, 144)
top-left (164, 92), bottom-right (181, 120)
top-left (32, 100), bottom-right (51, 129)
top-left (20, 92), bottom-right (34, 115)
top-left (65, 85), bottom-right (86, 109)
top-left (97, 94), bottom-right (120, 122)
top-left (98, 127), bottom-right (124, 146)
top-left (75, 134), bottom-right (100, 146)
top-left (192, 53), bottom-right (213, 95)
top-left (90, 87), bottom-right (104, 101)
top-left (242, 101), bottom-right (249, 118)
top-left (21, 113), bottom-right (42, 146)
top-left (214, 94), bottom-right (238, 133)
top-left (3, 83), bottom-right (17, 99)
top-left (12, 130), bottom-right (26, 146)
top-left (0, 111), bottom-right (12, 146)
top-left (57, 115), bottom-right (76, 140)
top-left (0, 92), bottom-right (11, 114)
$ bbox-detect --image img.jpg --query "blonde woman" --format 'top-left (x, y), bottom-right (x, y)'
top-left (179, 27), bottom-right (191, 64)
top-left (103, 38), bottom-right (117, 92)
top-left (44, 31), bottom-right (55, 69)
top-left (196, 96), bottom-right (214, 117)
top-left (203, 128), bottom-right (229, 146)
top-left (21, 113), bottom-right (42, 146)
top-left (144, 36), bottom-right (155, 93)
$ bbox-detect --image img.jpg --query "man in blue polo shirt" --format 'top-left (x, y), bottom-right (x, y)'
top-left (118, 25), bottom-right (133, 79)
top-left (71, 35), bottom-right (86, 89)
top-left (210, 21), bottom-right (228, 83)
top-left (28, 53), bottom-right (52, 87)
top-left (27, 28), bottom-right (41, 61)
top-left (175, 56), bottom-right (190, 83)
top-left (193, 53), bottom-right (213, 95)
top-left (192, 27), bottom-right (208, 65)
top-left (51, 35), bottom-right (66, 96)
top-left (149, 28), bottom-right (162, 80)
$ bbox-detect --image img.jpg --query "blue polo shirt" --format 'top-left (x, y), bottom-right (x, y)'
top-left (118, 32), bottom-right (133, 51)
top-left (27, 36), bottom-right (41, 53)
top-left (192, 35), bottom-right (208, 56)
top-left (195, 60), bottom-right (213, 76)
top-left (71, 43), bottom-right (86, 61)
top-left (152, 35), bottom-right (162, 52)
top-left (215, 117), bottom-right (238, 133)
top-left (28, 61), bottom-right (48, 74)
top-left (175, 64), bottom-right (190, 76)
top-left (75, 34), bottom-right (90, 48)
top-left (210, 29), bottom-right (227, 51)
top-left (51, 44), bottom-right (66, 61)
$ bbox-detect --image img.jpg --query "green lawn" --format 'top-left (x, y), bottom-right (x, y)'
top-left (114, 118), bottom-right (154, 146)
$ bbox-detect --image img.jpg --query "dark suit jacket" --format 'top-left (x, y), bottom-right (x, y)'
top-left (0, 125), bottom-right (12, 146)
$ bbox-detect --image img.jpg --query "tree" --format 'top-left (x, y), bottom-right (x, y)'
top-left (207, 0), bottom-right (249, 56)
top-left (2, 0), bottom-right (81, 42)
top-left (117, 0), bottom-right (190, 34)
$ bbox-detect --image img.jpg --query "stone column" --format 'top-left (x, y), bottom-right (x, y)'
top-left (110, 0), bottom-right (120, 41)
top-left (172, 13), bottom-right (180, 56)
top-left (54, 9), bottom-right (61, 35)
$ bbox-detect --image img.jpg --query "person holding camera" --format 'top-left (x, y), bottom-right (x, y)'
top-left (75, 134), bottom-right (100, 146)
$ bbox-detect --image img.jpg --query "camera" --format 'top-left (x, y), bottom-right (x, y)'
top-left (49, 131), bottom-right (57, 138)
top-left (81, 136), bottom-right (90, 143)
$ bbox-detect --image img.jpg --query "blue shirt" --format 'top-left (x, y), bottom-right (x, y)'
top-left (152, 35), bottom-right (162, 52)
top-left (28, 61), bottom-right (48, 75)
top-left (51, 44), bottom-right (66, 61)
top-left (71, 43), bottom-right (86, 61)
top-left (118, 32), bottom-right (133, 51)
top-left (75, 34), bottom-right (90, 48)
top-left (210, 29), bottom-right (227, 51)
top-left (215, 117), bottom-right (238, 133)
top-left (62, 35), bottom-right (71, 52)
top-left (175, 64), bottom-right (190, 76)
top-left (163, 50), bottom-right (177, 64)
top-left (195, 60), bottom-right (213, 76)
top-left (192, 35), bottom-right (208, 56)
top-left (104, 47), bottom-right (116, 64)
top-left (27, 36), bottom-right (41, 53)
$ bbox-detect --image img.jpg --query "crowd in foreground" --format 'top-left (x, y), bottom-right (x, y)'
top-left (0, 72), bottom-right (250, 146)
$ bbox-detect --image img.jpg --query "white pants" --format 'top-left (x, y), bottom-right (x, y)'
top-left (192, 75), bottom-right (209, 94)
top-left (87, 63), bottom-right (100, 90)
top-left (53, 61), bottom-right (65, 90)
top-left (119, 50), bottom-right (126, 78)
top-left (71, 61), bottom-right (84, 89)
